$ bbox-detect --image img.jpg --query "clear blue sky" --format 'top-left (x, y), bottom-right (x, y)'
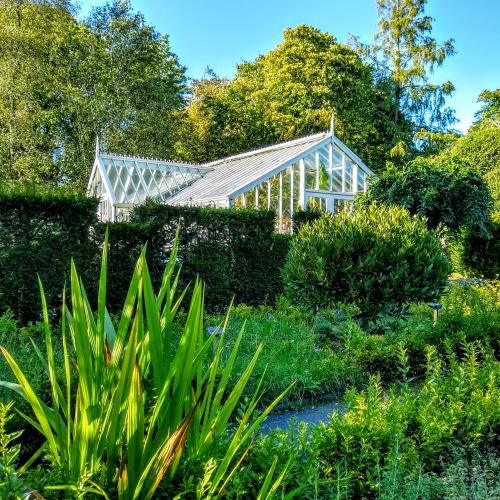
top-left (78, 0), bottom-right (500, 133)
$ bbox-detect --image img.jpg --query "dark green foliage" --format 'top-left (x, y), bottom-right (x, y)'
top-left (95, 221), bottom-right (152, 313)
top-left (96, 202), bottom-right (288, 313)
top-left (284, 205), bottom-right (449, 317)
top-left (0, 191), bottom-right (98, 322)
top-left (0, 194), bottom-right (289, 321)
top-left (449, 126), bottom-right (500, 177)
top-left (447, 126), bottom-right (500, 211)
top-left (360, 156), bottom-right (494, 234)
top-left (461, 222), bottom-right (500, 279)
top-left (292, 208), bottom-right (321, 233)
top-left (345, 282), bottom-right (500, 380)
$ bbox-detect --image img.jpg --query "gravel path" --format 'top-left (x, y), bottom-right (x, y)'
top-left (259, 400), bottom-right (346, 434)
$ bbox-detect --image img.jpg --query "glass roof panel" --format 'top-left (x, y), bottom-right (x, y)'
top-left (345, 159), bottom-right (354, 192)
top-left (331, 168), bottom-right (342, 192)
top-left (357, 169), bottom-right (366, 192)
top-left (142, 168), bottom-right (152, 192)
top-left (319, 146), bottom-right (329, 171)
top-left (304, 152), bottom-right (316, 190)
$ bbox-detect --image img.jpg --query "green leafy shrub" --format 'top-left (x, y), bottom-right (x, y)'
top-left (447, 125), bottom-right (500, 211)
top-left (448, 126), bottom-right (500, 177)
top-left (292, 207), bottom-right (321, 233)
top-left (226, 344), bottom-right (500, 498)
top-left (343, 282), bottom-right (500, 381)
top-left (0, 402), bottom-right (25, 499)
top-left (460, 221), bottom-right (500, 278)
top-left (359, 157), bottom-right (493, 234)
top-left (343, 325), bottom-right (417, 381)
top-left (436, 282), bottom-right (499, 343)
top-left (284, 204), bottom-right (450, 318)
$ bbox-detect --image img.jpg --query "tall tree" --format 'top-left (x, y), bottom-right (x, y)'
top-left (0, 0), bottom-right (76, 183)
top-left (57, 0), bottom-right (188, 188)
top-left (473, 89), bottom-right (500, 129)
top-left (177, 25), bottom-right (412, 172)
top-left (0, 0), bottom-right (187, 189)
top-left (370, 0), bottom-right (456, 138)
top-left (84, 1), bottom-right (187, 155)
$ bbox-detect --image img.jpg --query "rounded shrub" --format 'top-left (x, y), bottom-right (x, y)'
top-left (460, 220), bottom-right (500, 279)
top-left (358, 157), bottom-right (493, 235)
top-left (283, 204), bottom-right (450, 318)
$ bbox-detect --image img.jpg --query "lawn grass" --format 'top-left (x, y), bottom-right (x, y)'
top-left (204, 305), bottom-right (365, 406)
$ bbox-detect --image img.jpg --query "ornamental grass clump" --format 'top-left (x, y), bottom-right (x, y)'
top-left (0, 232), bottom-right (289, 499)
top-left (284, 204), bottom-right (450, 319)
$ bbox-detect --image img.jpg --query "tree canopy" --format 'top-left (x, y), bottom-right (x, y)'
top-left (0, 0), bottom-right (186, 189)
top-left (0, 1), bottom-right (465, 187)
top-left (473, 89), bottom-right (500, 128)
top-left (371, 0), bottom-right (456, 134)
top-left (175, 25), bottom-right (412, 173)
top-left (441, 89), bottom-right (500, 212)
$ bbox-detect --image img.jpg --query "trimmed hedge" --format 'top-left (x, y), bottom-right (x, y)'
top-left (0, 195), bottom-right (289, 321)
top-left (124, 202), bottom-right (288, 312)
top-left (0, 192), bottom-right (98, 322)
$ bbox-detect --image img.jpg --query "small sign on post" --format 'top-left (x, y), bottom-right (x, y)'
top-left (430, 302), bottom-right (442, 325)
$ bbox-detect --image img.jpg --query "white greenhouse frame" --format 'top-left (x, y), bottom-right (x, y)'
top-left (87, 128), bottom-right (375, 231)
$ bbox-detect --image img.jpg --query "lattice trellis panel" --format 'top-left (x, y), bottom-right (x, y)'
top-left (100, 158), bottom-right (207, 204)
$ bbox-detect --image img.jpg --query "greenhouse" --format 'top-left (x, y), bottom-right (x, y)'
top-left (87, 128), bottom-right (375, 230)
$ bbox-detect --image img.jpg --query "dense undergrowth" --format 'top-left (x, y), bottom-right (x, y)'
top-left (220, 346), bottom-right (499, 499)
top-left (201, 281), bottom-right (499, 403)
top-left (0, 280), bottom-right (498, 497)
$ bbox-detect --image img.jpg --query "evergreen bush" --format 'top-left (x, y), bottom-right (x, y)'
top-left (283, 204), bottom-right (450, 318)
top-left (0, 192), bottom-right (98, 322)
top-left (292, 208), bottom-right (322, 233)
top-left (111, 201), bottom-right (288, 312)
top-left (461, 221), bottom-right (500, 278)
top-left (359, 157), bottom-right (493, 235)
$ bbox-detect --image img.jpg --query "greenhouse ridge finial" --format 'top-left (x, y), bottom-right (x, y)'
top-left (330, 111), bottom-right (335, 136)
top-left (95, 136), bottom-right (100, 157)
